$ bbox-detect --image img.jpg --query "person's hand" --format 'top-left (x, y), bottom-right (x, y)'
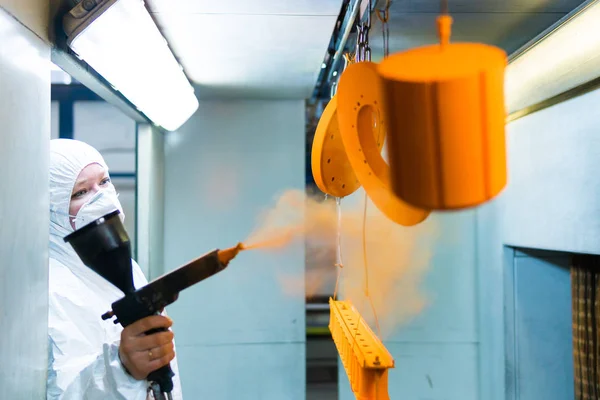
top-left (118, 315), bottom-right (175, 380)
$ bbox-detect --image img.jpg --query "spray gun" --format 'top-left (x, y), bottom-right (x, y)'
top-left (64, 210), bottom-right (243, 400)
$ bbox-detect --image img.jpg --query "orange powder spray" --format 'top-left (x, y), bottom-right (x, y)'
top-left (242, 188), bottom-right (440, 338)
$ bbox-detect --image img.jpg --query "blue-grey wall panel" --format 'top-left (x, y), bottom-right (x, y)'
top-left (504, 88), bottom-right (600, 255)
top-left (165, 244), bottom-right (305, 347)
top-left (163, 100), bottom-right (306, 399)
top-left (476, 199), bottom-right (507, 400)
top-left (339, 343), bottom-right (478, 399)
top-left (388, 210), bottom-right (478, 344)
top-left (176, 343), bottom-right (305, 399)
top-left (0, 7), bottom-right (50, 398)
top-left (504, 251), bottom-right (573, 400)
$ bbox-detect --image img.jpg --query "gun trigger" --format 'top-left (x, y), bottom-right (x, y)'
top-left (101, 311), bottom-right (114, 320)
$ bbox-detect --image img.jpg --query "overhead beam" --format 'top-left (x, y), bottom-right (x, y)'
top-left (51, 84), bottom-right (102, 102)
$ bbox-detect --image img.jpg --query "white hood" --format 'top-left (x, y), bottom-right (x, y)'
top-left (47, 139), bottom-right (182, 400)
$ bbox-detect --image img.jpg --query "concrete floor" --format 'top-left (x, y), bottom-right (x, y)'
top-left (307, 383), bottom-right (337, 400)
top-left (307, 336), bottom-right (338, 400)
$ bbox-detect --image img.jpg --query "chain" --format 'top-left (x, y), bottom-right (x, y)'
top-left (376, 0), bottom-right (391, 58)
top-left (355, 0), bottom-right (372, 63)
top-left (333, 196), bottom-right (344, 300)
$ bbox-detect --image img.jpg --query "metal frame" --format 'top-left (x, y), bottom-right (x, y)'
top-left (312, 0), bottom-right (393, 100)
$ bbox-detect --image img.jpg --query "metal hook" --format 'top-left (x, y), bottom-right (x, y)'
top-left (441, 0), bottom-right (449, 14)
top-left (355, 24), bottom-right (365, 62)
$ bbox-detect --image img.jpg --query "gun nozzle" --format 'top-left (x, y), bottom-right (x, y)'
top-left (218, 242), bottom-right (244, 266)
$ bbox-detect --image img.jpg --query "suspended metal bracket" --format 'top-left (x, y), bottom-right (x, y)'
top-left (312, 0), bottom-right (382, 100)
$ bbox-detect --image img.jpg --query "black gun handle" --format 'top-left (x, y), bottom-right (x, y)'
top-left (145, 327), bottom-right (175, 393)
top-left (148, 364), bottom-right (175, 393)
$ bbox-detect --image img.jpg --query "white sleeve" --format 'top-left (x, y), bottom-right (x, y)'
top-left (47, 292), bottom-right (149, 400)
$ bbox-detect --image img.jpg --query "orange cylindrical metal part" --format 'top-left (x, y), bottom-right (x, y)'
top-left (378, 39), bottom-right (508, 210)
top-left (336, 62), bottom-right (430, 226)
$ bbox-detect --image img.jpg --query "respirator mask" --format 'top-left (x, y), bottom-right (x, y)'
top-left (71, 186), bottom-right (125, 230)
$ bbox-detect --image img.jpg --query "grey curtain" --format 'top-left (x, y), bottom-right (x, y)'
top-left (572, 253), bottom-right (600, 399)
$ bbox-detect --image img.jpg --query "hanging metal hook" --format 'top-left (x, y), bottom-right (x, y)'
top-left (441, 0), bottom-right (449, 14)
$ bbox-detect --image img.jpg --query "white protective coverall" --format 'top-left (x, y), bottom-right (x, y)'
top-left (47, 139), bottom-right (183, 400)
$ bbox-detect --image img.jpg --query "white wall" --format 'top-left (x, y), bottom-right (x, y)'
top-left (504, 88), bottom-right (600, 255)
top-left (163, 100), bottom-right (306, 399)
top-left (0, 5), bottom-right (50, 398)
top-left (74, 102), bottom-right (137, 172)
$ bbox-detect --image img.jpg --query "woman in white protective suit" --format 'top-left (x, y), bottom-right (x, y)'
top-left (47, 138), bottom-right (183, 399)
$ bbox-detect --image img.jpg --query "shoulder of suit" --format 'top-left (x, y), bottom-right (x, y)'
top-left (48, 257), bottom-right (86, 297)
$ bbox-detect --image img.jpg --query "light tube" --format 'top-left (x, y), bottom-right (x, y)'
top-left (505, 0), bottom-right (600, 114)
top-left (63, 0), bottom-right (199, 131)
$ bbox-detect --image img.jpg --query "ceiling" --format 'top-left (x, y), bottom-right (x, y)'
top-left (146, 0), bottom-right (343, 99)
top-left (362, 0), bottom-right (586, 61)
top-left (144, 0), bottom-right (585, 99)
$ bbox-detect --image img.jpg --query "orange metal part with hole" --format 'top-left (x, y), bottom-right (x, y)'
top-left (311, 95), bottom-right (361, 198)
top-left (329, 298), bottom-right (394, 400)
top-left (336, 61), bottom-right (430, 226)
top-left (378, 15), bottom-right (508, 210)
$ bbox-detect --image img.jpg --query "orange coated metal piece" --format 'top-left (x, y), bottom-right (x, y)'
top-left (311, 95), bottom-right (361, 198)
top-left (329, 298), bottom-right (394, 400)
top-left (378, 15), bottom-right (508, 210)
top-left (336, 61), bottom-right (430, 226)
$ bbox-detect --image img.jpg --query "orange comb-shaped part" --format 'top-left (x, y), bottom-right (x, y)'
top-left (329, 298), bottom-right (394, 400)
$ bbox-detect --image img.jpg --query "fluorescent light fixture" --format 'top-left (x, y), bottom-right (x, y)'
top-left (505, 0), bottom-right (600, 114)
top-left (63, 0), bottom-right (199, 131)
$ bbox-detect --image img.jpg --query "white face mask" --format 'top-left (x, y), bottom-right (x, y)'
top-left (72, 186), bottom-right (125, 230)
